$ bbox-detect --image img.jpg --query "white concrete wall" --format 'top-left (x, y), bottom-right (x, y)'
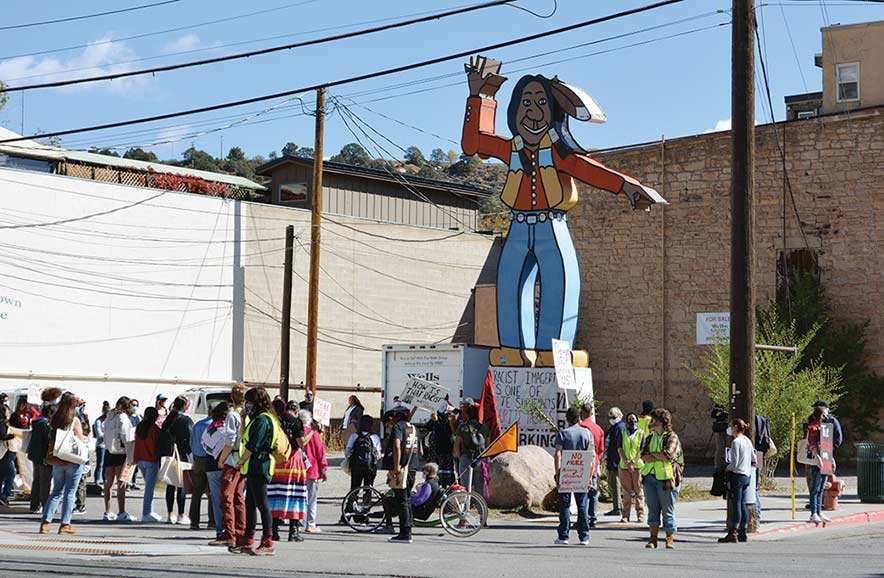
top-left (0, 168), bottom-right (238, 419)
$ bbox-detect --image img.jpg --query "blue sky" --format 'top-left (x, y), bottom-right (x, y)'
top-left (0, 0), bottom-right (881, 162)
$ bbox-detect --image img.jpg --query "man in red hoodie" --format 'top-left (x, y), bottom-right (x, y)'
top-left (578, 403), bottom-right (605, 527)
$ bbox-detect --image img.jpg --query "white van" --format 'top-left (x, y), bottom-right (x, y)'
top-left (181, 387), bottom-right (233, 423)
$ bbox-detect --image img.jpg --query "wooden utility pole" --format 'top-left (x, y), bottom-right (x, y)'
top-left (730, 0), bottom-right (756, 438)
top-left (279, 224), bottom-right (294, 401)
top-left (305, 87), bottom-right (326, 400)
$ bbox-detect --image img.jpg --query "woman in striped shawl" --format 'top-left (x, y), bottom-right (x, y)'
top-left (267, 399), bottom-right (313, 542)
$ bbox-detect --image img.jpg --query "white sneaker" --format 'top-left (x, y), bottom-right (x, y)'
top-left (116, 512), bottom-right (136, 522)
top-left (103, 512), bottom-right (117, 522)
top-left (177, 515), bottom-right (191, 526)
top-left (579, 539), bottom-right (590, 546)
top-left (810, 513), bottom-right (822, 523)
top-left (143, 512), bottom-right (163, 523)
top-left (554, 538), bottom-right (570, 545)
top-left (167, 513), bottom-right (177, 525)
top-left (819, 513), bottom-right (832, 523)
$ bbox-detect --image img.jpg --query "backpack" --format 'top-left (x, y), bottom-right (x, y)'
top-left (461, 422), bottom-right (485, 456)
top-left (266, 412), bottom-right (292, 464)
top-left (350, 432), bottom-right (376, 469)
top-left (755, 415), bottom-right (772, 454)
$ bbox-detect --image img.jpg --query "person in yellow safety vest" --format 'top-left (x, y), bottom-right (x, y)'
top-left (637, 400), bottom-right (654, 435)
top-left (639, 408), bottom-right (683, 550)
top-left (617, 413), bottom-right (646, 523)
top-left (230, 387), bottom-right (280, 557)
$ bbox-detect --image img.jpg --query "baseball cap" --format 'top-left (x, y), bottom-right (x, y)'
top-left (156, 393), bottom-right (168, 402)
top-left (813, 400), bottom-right (829, 408)
top-left (461, 397), bottom-right (476, 406)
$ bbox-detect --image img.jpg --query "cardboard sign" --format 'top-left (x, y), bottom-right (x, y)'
top-left (573, 368), bottom-right (594, 403)
top-left (558, 450), bottom-right (592, 493)
top-left (819, 422), bottom-right (835, 475)
top-left (551, 339), bottom-right (576, 390)
top-left (312, 397), bottom-right (331, 427)
top-left (490, 367), bottom-right (568, 452)
top-left (27, 385), bottom-right (42, 405)
top-left (399, 378), bottom-right (449, 413)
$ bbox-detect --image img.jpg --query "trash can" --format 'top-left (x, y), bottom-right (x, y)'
top-left (855, 442), bottom-right (884, 503)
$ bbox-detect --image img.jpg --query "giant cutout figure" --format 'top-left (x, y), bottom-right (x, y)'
top-left (462, 56), bottom-right (666, 368)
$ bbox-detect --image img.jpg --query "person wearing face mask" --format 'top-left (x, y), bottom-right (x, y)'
top-left (718, 419), bottom-right (756, 543)
top-left (210, 383), bottom-right (248, 548)
top-left (617, 413), bottom-right (646, 523)
top-left (127, 400), bottom-right (142, 491)
top-left (640, 408), bottom-right (683, 549)
top-left (603, 407), bottom-right (626, 518)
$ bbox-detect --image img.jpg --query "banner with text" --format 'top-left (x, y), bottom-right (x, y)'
top-left (312, 397), bottom-right (332, 427)
top-left (551, 338), bottom-right (576, 390)
top-left (697, 312), bottom-right (730, 345)
top-left (490, 367), bottom-right (569, 452)
top-left (400, 378), bottom-right (450, 413)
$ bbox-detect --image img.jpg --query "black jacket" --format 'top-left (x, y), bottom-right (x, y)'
top-left (158, 411), bottom-right (193, 459)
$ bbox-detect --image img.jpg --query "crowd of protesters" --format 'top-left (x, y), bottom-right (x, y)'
top-left (0, 384), bottom-right (846, 553)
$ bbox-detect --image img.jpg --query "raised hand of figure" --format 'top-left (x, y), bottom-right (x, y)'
top-left (464, 55), bottom-right (507, 98)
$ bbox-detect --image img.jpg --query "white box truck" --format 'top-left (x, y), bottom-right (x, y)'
top-left (381, 343), bottom-right (490, 424)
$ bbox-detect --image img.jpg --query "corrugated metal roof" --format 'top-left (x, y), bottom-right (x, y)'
top-left (255, 155), bottom-right (493, 197)
top-left (0, 127), bottom-right (265, 190)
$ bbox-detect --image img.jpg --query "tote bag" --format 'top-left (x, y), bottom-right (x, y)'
top-left (159, 445), bottom-right (192, 488)
top-left (53, 426), bottom-right (89, 465)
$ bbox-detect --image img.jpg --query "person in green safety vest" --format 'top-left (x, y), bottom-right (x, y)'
top-left (230, 387), bottom-right (280, 557)
top-left (639, 408), bottom-right (683, 550)
top-left (617, 413), bottom-right (646, 523)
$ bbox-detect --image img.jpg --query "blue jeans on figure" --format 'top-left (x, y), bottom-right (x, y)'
top-left (206, 469), bottom-right (224, 537)
top-left (809, 466), bottom-right (828, 516)
top-left (586, 474), bottom-right (599, 524)
top-left (497, 213), bottom-right (580, 350)
top-left (42, 463), bottom-right (85, 525)
top-left (729, 473), bottom-right (751, 530)
top-left (137, 460), bottom-right (159, 518)
top-left (94, 446), bottom-right (105, 485)
top-left (643, 476), bottom-right (678, 534)
top-left (558, 491), bottom-right (589, 543)
top-left (0, 452), bottom-right (16, 502)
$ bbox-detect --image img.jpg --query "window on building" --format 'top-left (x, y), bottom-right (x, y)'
top-left (836, 62), bottom-right (860, 102)
top-left (279, 182), bottom-right (307, 202)
top-left (797, 111), bottom-right (816, 120)
top-left (776, 249), bottom-right (819, 306)
top-left (0, 154), bottom-right (53, 173)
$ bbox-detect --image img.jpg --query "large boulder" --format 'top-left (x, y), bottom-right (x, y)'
top-left (487, 445), bottom-right (555, 509)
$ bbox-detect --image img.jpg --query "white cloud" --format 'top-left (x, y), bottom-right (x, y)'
top-left (0, 36), bottom-right (148, 96)
top-left (163, 34), bottom-right (201, 54)
top-left (704, 118), bottom-right (732, 133)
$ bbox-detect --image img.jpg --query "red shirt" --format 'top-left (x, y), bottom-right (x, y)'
top-left (133, 423), bottom-right (161, 463)
top-left (578, 417), bottom-right (605, 477)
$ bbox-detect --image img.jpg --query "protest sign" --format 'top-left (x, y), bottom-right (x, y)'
top-left (551, 339), bottom-right (576, 390)
top-left (399, 378), bottom-right (449, 413)
top-left (819, 422), bottom-right (835, 475)
top-left (312, 397), bottom-right (332, 427)
top-left (490, 367), bottom-right (568, 451)
top-left (558, 450), bottom-right (592, 493)
top-left (573, 368), bottom-right (594, 402)
top-left (27, 385), bottom-right (42, 405)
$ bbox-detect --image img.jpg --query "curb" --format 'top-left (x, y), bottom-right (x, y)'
top-left (754, 509), bottom-right (884, 537)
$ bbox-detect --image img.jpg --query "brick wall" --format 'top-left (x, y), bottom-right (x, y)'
top-left (571, 107), bottom-right (884, 456)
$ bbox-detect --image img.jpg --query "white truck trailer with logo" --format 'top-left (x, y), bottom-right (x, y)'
top-left (381, 344), bottom-right (490, 424)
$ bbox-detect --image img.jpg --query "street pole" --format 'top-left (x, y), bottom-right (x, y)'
top-left (280, 224), bottom-right (294, 401)
top-left (305, 87), bottom-right (326, 401)
top-left (730, 0), bottom-right (756, 438)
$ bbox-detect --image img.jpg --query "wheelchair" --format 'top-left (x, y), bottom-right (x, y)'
top-left (341, 476), bottom-right (488, 538)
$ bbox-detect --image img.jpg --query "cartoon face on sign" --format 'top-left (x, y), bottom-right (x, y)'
top-left (461, 56), bottom-right (667, 368)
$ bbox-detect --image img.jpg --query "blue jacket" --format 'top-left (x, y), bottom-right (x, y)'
top-left (826, 415), bottom-right (843, 449)
top-left (604, 421), bottom-right (627, 470)
top-left (190, 416), bottom-right (212, 459)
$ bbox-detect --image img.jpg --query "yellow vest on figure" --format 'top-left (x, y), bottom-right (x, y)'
top-left (641, 433), bottom-right (674, 481)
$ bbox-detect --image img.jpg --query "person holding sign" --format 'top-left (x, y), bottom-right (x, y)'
top-left (806, 407), bottom-right (833, 525)
top-left (554, 407), bottom-right (593, 546)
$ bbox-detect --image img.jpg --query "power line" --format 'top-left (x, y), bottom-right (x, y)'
top-left (0, 190), bottom-right (166, 230)
top-left (4, 0), bottom-right (518, 92)
top-left (0, 0), bottom-right (183, 32)
top-left (0, 0), bottom-right (688, 145)
top-left (0, 0), bottom-right (322, 61)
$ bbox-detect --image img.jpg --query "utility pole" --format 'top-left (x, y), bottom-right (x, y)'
top-left (730, 0), bottom-right (756, 438)
top-left (305, 87), bottom-right (326, 400)
top-left (279, 224), bottom-right (294, 401)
